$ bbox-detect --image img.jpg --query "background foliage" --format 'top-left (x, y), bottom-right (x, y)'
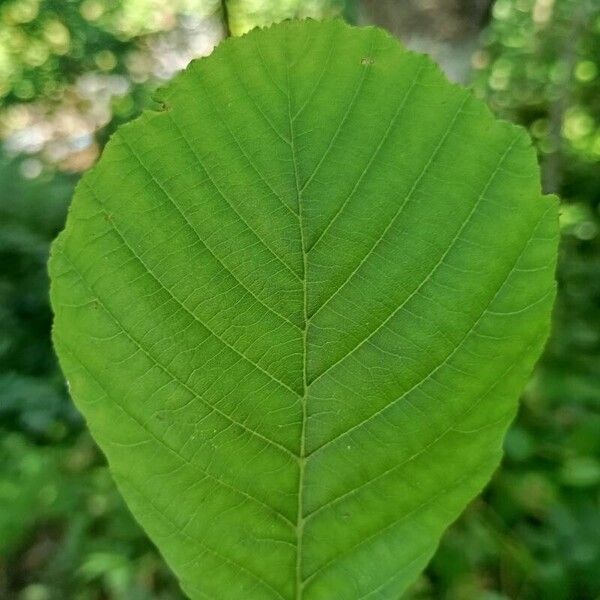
top-left (0, 0), bottom-right (598, 599)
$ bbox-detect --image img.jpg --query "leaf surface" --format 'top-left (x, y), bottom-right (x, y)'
top-left (49, 20), bottom-right (558, 600)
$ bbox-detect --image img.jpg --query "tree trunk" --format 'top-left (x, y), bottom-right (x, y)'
top-left (359, 0), bottom-right (494, 82)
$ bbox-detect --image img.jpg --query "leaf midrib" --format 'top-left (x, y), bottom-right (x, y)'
top-left (282, 42), bottom-right (309, 600)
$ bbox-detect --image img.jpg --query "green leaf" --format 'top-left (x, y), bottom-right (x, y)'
top-left (49, 19), bottom-right (558, 600)
top-left (225, 1), bottom-right (349, 36)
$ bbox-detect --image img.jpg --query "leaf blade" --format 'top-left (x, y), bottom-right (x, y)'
top-left (50, 20), bottom-right (558, 600)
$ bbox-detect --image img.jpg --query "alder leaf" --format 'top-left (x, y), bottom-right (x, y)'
top-left (49, 19), bottom-right (558, 600)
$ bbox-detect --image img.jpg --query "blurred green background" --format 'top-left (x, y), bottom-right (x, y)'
top-left (0, 0), bottom-right (599, 598)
